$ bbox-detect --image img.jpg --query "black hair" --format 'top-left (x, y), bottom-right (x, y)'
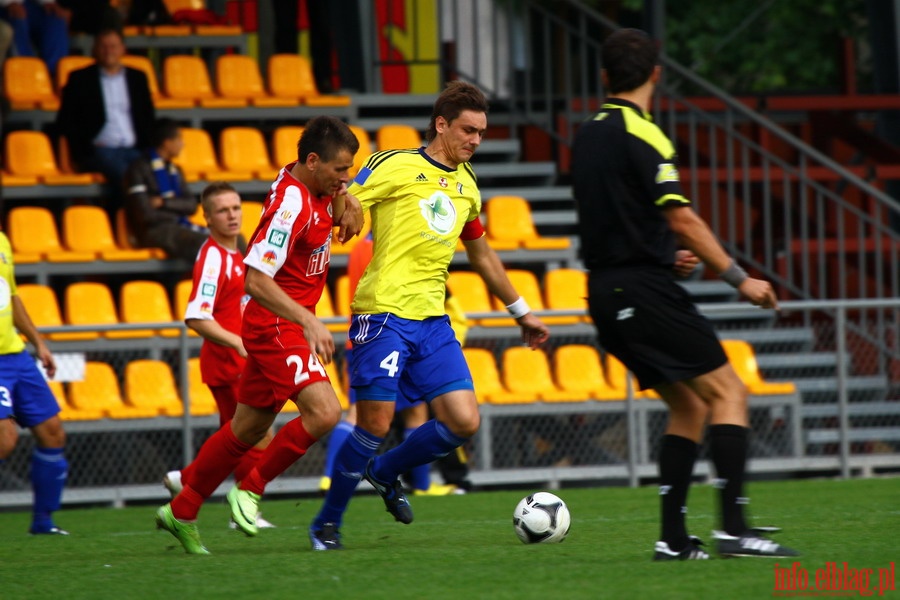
top-left (601, 28), bottom-right (659, 95)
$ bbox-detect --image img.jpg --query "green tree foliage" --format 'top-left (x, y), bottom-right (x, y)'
top-left (619, 0), bottom-right (869, 94)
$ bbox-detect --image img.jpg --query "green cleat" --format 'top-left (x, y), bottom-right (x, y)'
top-left (155, 504), bottom-right (210, 555)
top-left (226, 485), bottom-right (260, 537)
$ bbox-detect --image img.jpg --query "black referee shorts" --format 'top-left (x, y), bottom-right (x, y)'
top-left (587, 266), bottom-right (727, 390)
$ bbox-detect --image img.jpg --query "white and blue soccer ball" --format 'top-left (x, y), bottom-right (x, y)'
top-left (513, 492), bottom-right (571, 544)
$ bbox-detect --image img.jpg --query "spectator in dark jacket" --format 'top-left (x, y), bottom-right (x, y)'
top-left (123, 117), bottom-right (207, 262)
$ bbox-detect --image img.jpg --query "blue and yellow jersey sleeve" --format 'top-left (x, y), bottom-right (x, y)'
top-left (0, 233), bottom-right (25, 354)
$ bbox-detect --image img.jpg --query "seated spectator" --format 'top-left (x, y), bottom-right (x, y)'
top-left (123, 117), bottom-right (208, 262)
top-left (0, 0), bottom-right (69, 76)
top-left (55, 27), bottom-right (155, 219)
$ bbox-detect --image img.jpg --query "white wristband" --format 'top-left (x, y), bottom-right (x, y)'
top-left (505, 296), bottom-right (530, 319)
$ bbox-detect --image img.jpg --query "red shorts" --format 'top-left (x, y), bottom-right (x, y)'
top-left (209, 383), bottom-right (239, 425)
top-left (238, 325), bottom-right (331, 412)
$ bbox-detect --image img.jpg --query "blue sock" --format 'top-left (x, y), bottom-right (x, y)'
top-left (404, 427), bottom-right (431, 491)
top-left (313, 426), bottom-right (382, 529)
top-left (31, 447), bottom-right (68, 531)
top-left (324, 420), bottom-right (354, 479)
top-left (373, 420), bottom-right (466, 484)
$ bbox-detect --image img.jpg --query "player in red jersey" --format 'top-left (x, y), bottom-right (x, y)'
top-left (160, 181), bottom-right (276, 529)
top-left (156, 116), bottom-right (362, 554)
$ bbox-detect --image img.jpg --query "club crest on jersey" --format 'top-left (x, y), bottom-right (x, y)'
top-left (438, 176), bottom-right (448, 188)
top-left (457, 182), bottom-right (463, 194)
top-left (419, 191), bottom-right (456, 235)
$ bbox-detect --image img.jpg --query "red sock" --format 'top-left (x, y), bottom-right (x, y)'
top-left (233, 446), bottom-right (263, 484)
top-left (172, 424), bottom-right (252, 520)
top-left (240, 418), bottom-right (317, 495)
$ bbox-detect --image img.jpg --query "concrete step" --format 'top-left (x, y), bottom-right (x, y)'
top-left (721, 328), bottom-right (816, 352)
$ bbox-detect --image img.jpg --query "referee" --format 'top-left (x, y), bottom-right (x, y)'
top-left (572, 28), bottom-right (798, 560)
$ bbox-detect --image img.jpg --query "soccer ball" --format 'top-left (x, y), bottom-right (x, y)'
top-left (512, 492), bottom-right (571, 544)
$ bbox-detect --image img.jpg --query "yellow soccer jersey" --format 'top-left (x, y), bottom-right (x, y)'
top-left (0, 233), bottom-right (24, 354)
top-left (349, 148), bottom-right (481, 319)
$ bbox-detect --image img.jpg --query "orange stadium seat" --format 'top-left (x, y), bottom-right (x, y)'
top-left (219, 127), bottom-right (279, 181)
top-left (216, 54), bottom-right (298, 107)
top-left (348, 125), bottom-right (373, 178)
top-left (186, 357), bottom-right (218, 416)
top-left (163, 55), bottom-right (247, 108)
top-left (55, 55), bottom-right (93, 91)
top-left (266, 54), bottom-right (352, 106)
top-left (333, 274), bottom-right (351, 318)
top-left (543, 268), bottom-right (589, 325)
top-left (62, 205), bottom-right (155, 261)
top-left (175, 127), bottom-right (252, 182)
top-left (4, 56), bottom-right (59, 110)
top-left (120, 54), bottom-right (192, 109)
top-left (4, 131), bottom-right (94, 185)
top-left (485, 195), bottom-right (571, 250)
top-left (64, 282), bottom-right (120, 339)
top-left (70, 361), bottom-right (160, 418)
top-left (323, 360), bottom-right (350, 411)
top-left (376, 124), bottom-right (421, 151)
top-left (316, 283), bottom-right (346, 333)
top-left (124, 359), bottom-right (184, 416)
top-left (55, 379), bottom-right (105, 421)
top-left (463, 347), bottom-right (519, 404)
top-left (7, 206), bottom-right (96, 263)
top-left (114, 209), bottom-right (166, 259)
top-left (553, 345), bottom-right (623, 400)
top-left (501, 346), bottom-right (582, 402)
top-left (490, 269), bottom-right (546, 327)
top-left (16, 284), bottom-right (94, 342)
top-left (721, 339), bottom-right (797, 396)
top-left (446, 270), bottom-right (493, 327)
top-left (119, 280), bottom-right (180, 338)
top-left (272, 126), bottom-right (304, 167)
top-left (241, 200), bottom-right (264, 243)
top-left (604, 354), bottom-right (657, 399)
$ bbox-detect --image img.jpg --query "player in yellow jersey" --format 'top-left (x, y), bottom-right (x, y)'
top-left (0, 231), bottom-right (69, 534)
top-left (309, 81), bottom-right (550, 550)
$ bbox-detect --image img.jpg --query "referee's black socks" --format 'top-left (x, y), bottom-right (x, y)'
top-left (658, 434), bottom-right (698, 549)
top-left (709, 424), bottom-right (750, 536)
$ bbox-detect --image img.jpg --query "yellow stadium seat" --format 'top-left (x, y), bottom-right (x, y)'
top-left (115, 209), bottom-right (166, 258)
top-left (0, 171), bottom-right (40, 190)
top-left (241, 200), bottom-right (264, 243)
top-left (119, 280), bottom-right (180, 338)
top-left (376, 124), bottom-right (421, 151)
top-left (120, 54), bottom-right (192, 109)
top-left (4, 131), bottom-right (94, 185)
top-left (543, 268), bottom-right (589, 325)
top-left (446, 270), bottom-right (492, 326)
top-left (490, 269), bottom-right (546, 327)
top-left (186, 357), bottom-right (218, 416)
top-left (323, 360), bottom-right (349, 411)
top-left (272, 126), bottom-right (304, 167)
top-left (163, 54), bottom-right (247, 108)
top-left (124, 359), bottom-right (184, 416)
top-left (333, 274), bottom-right (351, 318)
top-left (266, 53), bottom-right (352, 106)
top-left (216, 54), bottom-right (298, 107)
top-left (553, 345), bottom-right (623, 400)
top-left (62, 205), bottom-right (155, 261)
top-left (721, 339), bottom-right (797, 395)
top-left (485, 195), bottom-right (571, 250)
top-left (4, 56), bottom-right (59, 110)
top-left (7, 206), bottom-right (96, 263)
top-left (16, 284), bottom-right (93, 342)
top-left (55, 379), bottom-right (105, 421)
top-left (219, 127), bottom-right (279, 181)
top-left (348, 125), bottom-right (372, 179)
top-left (604, 354), bottom-right (657, 398)
top-left (56, 55), bottom-right (94, 91)
top-left (317, 283), bottom-right (346, 333)
top-left (70, 361), bottom-right (159, 418)
top-left (463, 347), bottom-right (519, 404)
top-left (175, 127), bottom-right (252, 182)
top-left (501, 346), bottom-right (581, 402)
top-left (64, 282), bottom-right (119, 339)
top-left (174, 279), bottom-right (201, 338)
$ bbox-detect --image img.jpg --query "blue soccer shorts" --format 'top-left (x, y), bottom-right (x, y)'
top-left (0, 350), bottom-right (61, 427)
top-left (348, 313), bottom-right (473, 403)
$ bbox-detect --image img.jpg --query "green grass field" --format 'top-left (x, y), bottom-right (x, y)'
top-left (0, 478), bottom-right (896, 599)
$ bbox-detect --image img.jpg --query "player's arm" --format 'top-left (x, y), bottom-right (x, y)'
top-left (332, 185), bottom-right (364, 243)
top-left (664, 205), bottom-right (777, 309)
top-left (463, 234), bottom-right (549, 349)
top-left (11, 294), bottom-right (56, 378)
top-left (186, 318), bottom-right (247, 358)
top-left (244, 266), bottom-right (335, 363)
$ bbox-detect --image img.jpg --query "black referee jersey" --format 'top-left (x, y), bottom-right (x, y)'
top-left (572, 98), bottom-right (691, 271)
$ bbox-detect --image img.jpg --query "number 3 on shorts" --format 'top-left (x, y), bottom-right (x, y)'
top-left (380, 350), bottom-right (400, 377)
top-left (286, 353), bottom-right (327, 385)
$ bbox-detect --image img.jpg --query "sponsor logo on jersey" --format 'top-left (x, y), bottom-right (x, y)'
top-left (200, 301), bottom-right (212, 314)
top-left (307, 234), bottom-right (331, 276)
top-left (415, 173), bottom-right (428, 182)
top-left (655, 163), bottom-right (680, 183)
top-left (201, 283), bottom-right (216, 297)
top-left (419, 192), bottom-right (457, 235)
top-left (268, 229), bottom-right (288, 248)
top-left (261, 250), bottom-right (278, 266)
top-left (457, 182), bottom-right (463, 194)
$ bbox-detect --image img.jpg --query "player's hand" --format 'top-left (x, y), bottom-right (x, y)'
top-left (335, 191), bottom-right (363, 243)
top-left (37, 345), bottom-right (57, 379)
top-left (737, 277), bottom-right (779, 310)
top-left (304, 319), bottom-right (335, 364)
top-left (672, 249), bottom-right (700, 278)
top-left (235, 340), bottom-right (248, 359)
top-left (517, 313), bottom-right (550, 349)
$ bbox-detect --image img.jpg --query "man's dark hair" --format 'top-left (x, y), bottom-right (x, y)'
top-left (151, 117), bottom-right (180, 148)
top-left (601, 28), bottom-right (659, 95)
top-left (297, 116), bottom-right (359, 163)
top-left (425, 81), bottom-right (489, 142)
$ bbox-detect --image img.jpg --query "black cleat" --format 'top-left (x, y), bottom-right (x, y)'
top-left (363, 459), bottom-right (413, 524)
top-left (309, 523), bottom-right (343, 551)
top-left (713, 530), bottom-right (800, 558)
top-left (653, 536), bottom-right (709, 561)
